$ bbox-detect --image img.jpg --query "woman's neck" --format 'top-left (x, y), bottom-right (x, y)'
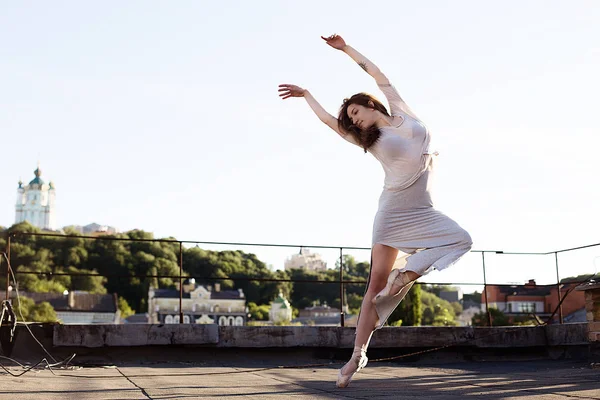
top-left (374, 114), bottom-right (395, 129)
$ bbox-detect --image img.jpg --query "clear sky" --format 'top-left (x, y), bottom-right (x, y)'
top-left (2, 1), bottom-right (599, 291)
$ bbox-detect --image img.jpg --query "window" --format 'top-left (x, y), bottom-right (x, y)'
top-left (519, 303), bottom-right (536, 313)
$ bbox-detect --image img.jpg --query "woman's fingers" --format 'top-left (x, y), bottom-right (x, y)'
top-left (278, 83), bottom-right (303, 99)
top-left (278, 87), bottom-right (293, 99)
top-left (279, 84), bottom-right (298, 91)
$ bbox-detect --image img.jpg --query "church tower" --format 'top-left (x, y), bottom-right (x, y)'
top-left (15, 165), bottom-right (57, 230)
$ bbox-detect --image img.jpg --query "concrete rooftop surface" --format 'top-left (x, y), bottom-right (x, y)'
top-left (1, 353), bottom-right (599, 399)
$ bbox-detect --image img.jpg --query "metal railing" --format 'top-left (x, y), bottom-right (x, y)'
top-left (2, 231), bottom-right (599, 327)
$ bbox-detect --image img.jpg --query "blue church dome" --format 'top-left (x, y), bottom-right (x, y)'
top-left (28, 167), bottom-right (44, 186)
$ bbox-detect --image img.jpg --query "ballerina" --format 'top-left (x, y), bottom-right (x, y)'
top-left (279, 34), bottom-right (472, 388)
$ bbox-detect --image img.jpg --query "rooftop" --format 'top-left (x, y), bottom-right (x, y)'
top-left (152, 287), bottom-right (244, 300)
top-left (1, 352), bottom-right (598, 399)
top-left (2, 323), bottom-right (598, 399)
top-left (0, 290), bottom-right (117, 313)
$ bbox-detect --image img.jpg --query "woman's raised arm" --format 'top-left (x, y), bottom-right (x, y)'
top-left (321, 34), bottom-right (389, 85)
top-left (278, 84), bottom-right (357, 145)
top-left (322, 34), bottom-right (418, 119)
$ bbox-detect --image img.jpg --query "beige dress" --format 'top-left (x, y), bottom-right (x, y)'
top-left (345, 83), bottom-right (472, 329)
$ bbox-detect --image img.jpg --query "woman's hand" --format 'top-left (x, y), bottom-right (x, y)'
top-left (321, 34), bottom-right (347, 50)
top-left (278, 84), bottom-right (307, 100)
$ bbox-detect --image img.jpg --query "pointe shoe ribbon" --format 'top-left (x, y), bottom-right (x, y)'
top-left (372, 269), bottom-right (412, 306)
top-left (336, 350), bottom-right (368, 388)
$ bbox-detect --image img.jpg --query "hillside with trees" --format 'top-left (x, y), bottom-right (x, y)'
top-left (1, 222), bottom-right (463, 326)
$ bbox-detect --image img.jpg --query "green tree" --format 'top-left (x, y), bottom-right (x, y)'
top-left (450, 301), bottom-right (463, 317)
top-left (561, 274), bottom-right (598, 284)
top-left (247, 302), bottom-right (270, 321)
top-left (420, 290), bottom-right (457, 326)
top-left (1, 224), bottom-right (290, 317)
top-left (288, 268), bottom-right (339, 309)
top-left (184, 247), bottom-right (287, 306)
top-left (472, 307), bottom-right (510, 326)
top-left (388, 283), bottom-right (423, 326)
top-left (12, 295), bottom-right (58, 323)
top-left (118, 296), bottom-right (135, 319)
top-left (463, 291), bottom-right (481, 305)
top-left (67, 266), bottom-right (107, 294)
top-left (13, 295), bottom-right (35, 318)
top-left (29, 302), bottom-right (58, 323)
top-left (346, 292), bottom-right (364, 315)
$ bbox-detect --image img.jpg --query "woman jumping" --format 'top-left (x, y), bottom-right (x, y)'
top-left (279, 34), bottom-right (472, 388)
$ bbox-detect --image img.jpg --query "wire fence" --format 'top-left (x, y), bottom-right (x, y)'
top-left (2, 231), bottom-right (599, 327)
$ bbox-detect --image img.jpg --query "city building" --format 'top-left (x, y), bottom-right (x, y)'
top-left (481, 279), bottom-right (586, 323)
top-left (293, 302), bottom-right (341, 326)
top-left (439, 288), bottom-right (463, 303)
top-left (284, 248), bottom-right (327, 272)
top-left (14, 165), bottom-right (57, 230)
top-left (65, 223), bottom-right (119, 235)
top-left (269, 292), bottom-right (292, 324)
top-left (1, 290), bottom-right (119, 324)
top-left (148, 279), bottom-right (247, 326)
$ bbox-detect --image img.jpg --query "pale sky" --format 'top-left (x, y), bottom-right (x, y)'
top-left (1, 1), bottom-right (599, 291)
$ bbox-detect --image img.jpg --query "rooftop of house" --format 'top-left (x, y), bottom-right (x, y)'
top-left (0, 290), bottom-right (117, 313)
top-left (152, 282), bottom-right (245, 301)
top-left (489, 279), bottom-right (582, 297)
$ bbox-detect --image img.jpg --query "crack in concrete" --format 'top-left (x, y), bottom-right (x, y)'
top-left (116, 366), bottom-right (153, 399)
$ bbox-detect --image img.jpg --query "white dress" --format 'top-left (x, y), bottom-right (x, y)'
top-left (345, 83), bottom-right (472, 329)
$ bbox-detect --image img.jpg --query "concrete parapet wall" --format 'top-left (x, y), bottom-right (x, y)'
top-left (53, 324), bottom-right (219, 347)
top-left (578, 282), bottom-right (600, 342)
top-left (52, 323), bottom-right (589, 348)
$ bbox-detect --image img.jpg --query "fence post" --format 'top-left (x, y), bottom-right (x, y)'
top-left (339, 247), bottom-right (345, 327)
top-left (179, 241), bottom-right (184, 324)
top-left (554, 252), bottom-right (563, 324)
top-left (4, 233), bottom-right (11, 301)
top-left (482, 252), bottom-right (492, 326)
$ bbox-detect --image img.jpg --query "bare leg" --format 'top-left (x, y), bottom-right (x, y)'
top-left (340, 244), bottom-right (398, 376)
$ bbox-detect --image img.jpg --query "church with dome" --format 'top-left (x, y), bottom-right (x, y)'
top-left (15, 165), bottom-right (57, 231)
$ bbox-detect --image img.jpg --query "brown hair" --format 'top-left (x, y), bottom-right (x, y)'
top-left (338, 93), bottom-right (389, 152)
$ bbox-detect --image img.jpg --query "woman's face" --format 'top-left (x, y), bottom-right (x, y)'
top-left (346, 103), bottom-right (377, 130)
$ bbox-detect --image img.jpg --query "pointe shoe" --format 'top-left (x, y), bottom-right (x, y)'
top-left (372, 269), bottom-right (412, 305)
top-left (336, 351), bottom-right (368, 388)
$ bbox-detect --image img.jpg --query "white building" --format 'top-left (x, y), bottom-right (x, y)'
top-left (293, 302), bottom-right (342, 326)
top-left (149, 279), bottom-right (247, 326)
top-left (269, 292), bottom-right (292, 324)
top-left (15, 165), bottom-right (57, 230)
top-left (66, 223), bottom-right (119, 235)
top-left (284, 248), bottom-right (327, 272)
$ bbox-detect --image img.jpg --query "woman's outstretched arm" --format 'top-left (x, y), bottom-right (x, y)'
top-left (322, 34), bottom-right (389, 85)
top-left (278, 84), bottom-right (356, 143)
top-left (322, 34), bottom-right (418, 119)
